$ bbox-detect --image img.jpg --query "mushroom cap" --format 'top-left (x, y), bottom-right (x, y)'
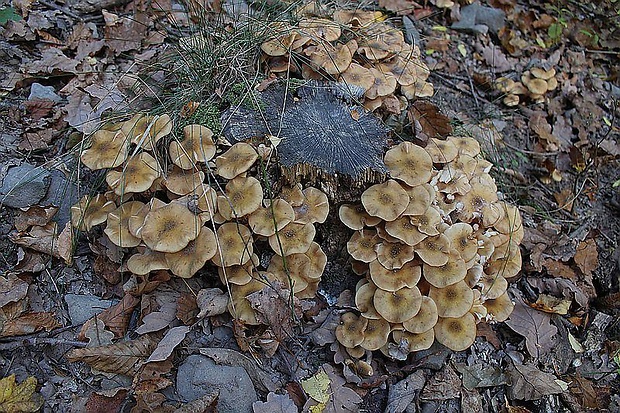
top-left (306, 41), bottom-right (353, 75)
top-left (121, 113), bottom-right (172, 151)
top-left (267, 253), bottom-right (312, 293)
top-left (369, 259), bottom-right (421, 292)
top-left (339, 203), bottom-right (382, 230)
top-left (373, 286), bottom-right (423, 323)
top-left (128, 198), bottom-right (166, 238)
top-left (429, 281), bottom-right (474, 318)
top-left (347, 229), bottom-right (380, 263)
top-left (402, 184), bottom-right (433, 216)
top-left (127, 249), bottom-right (169, 275)
top-left (415, 234), bottom-right (451, 267)
top-left (162, 167), bottom-right (205, 196)
top-left (218, 176), bottom-right (263, 220)
top-left (141, 201), bottom-right (201, 253)
top-left (479, 272), bottom-right (508, 300)
top-left (212, 222), bottom-right (254, 267)
top-left (71, 194), bottom-right (116, 231)
top-left (104, 201), bottom-right (144, 248)
top-left (81, 130), bottom-right (129, 170)
top-left (423, 252), bottom-right (467, 288)
top-left (261, 32), bottom-right (295, 56)
top-left (293, 187), bottom-right (329, 224)
top-left (436, 171), bottom-right (471, 196)
top-left (524, 77), bottom-right (548, 95)
top-left (169, 124), bottom-right (216, 169)
top-left (361, 180), bottom-right (410, 221)
top-left (361, 318), bottom-right (391, 351)
top-left (190, 184), bottom-right (218, 216)
top-left (304, 242), bottom-right (327, 280)
top-left (165, 227), bottom-right (217, 278)
top-left (444, 223), bottom-right (478, 262)
top-left (493, 203), bottom-right (523, 237)
top-left (377, 57), bottom-right (419, 86)
top-left (409, 206), bottom-right (442, 236)
top-left (229, 280), bottom-right (264, 325)
top-left (384, 216), bottom-right (427, 246)
top-left (336, 312), bottom-right (368, 348)
top-left (215, 142), bottom-right (259, 179)
top-left (424, 138), bottom-right (458, 163)
top-left (449, 136), bottom-right (481, 157)
top-left (531, 67), bottom-right (556, 80)
top-left (376, 242), bottom-right (416, 270)
top-left (449, 154), bottom-right (478, 177)
top-left (485, 243), bottom-right (522, 280)
top-left (333, 9), bottom-right (383, 27)
top-left (365, 67), bottom-right (397, 99)
top-left (483, 291), bottom-right (514, 322)
top-left (456, 182), bottom-right (499, 224)
top-left (338, 63), bottom-right (375, 92)
top-left (401, 80), bottom-right (434, 99)
top-left (218, 254), bottom-right (259, 285)
top-left (106, 152), bottom-right (161, 195)
top-left (298, 18), bottom-right (342, 42)
top-left (269, 222), bottom-right (315, 256)
top-left (392, 328), bottom-right (435, 352)
top-left (402, 296), bottom-right (438, 334)
top-left (279, 184), bottom-right (305, 207)
top-left (384, 141), bottom-right (434, 187)
top-left (248, 198), bottom-right (295, 237)
top-left (434, 313), bottom-right (476, 351)
top-left (345, 346), bottom-right (366, 359)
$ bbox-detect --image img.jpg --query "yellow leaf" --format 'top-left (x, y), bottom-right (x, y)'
top-left (302, 369), bottom-right (330, 404)
top-left (457, 43), bottom-right (467, 57)
top-left (0, 375), bottom-right (44, 413)
top-left (309, 401), bottom-right (327, 413)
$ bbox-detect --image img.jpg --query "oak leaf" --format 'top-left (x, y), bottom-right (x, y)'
top-left (506, 361), bottom-right (563, 401)
top-left (505, 290), bottom-right (557, 358)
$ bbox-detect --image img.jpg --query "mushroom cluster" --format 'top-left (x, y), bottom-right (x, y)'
top-left (495, 67), bottom-right (558, 106)
top-left (336, 137), bottom-right (521, 356)
top-left (72, 114), bottom-right (329, 325)
top-left (260, 9), bottom-right (433, 114)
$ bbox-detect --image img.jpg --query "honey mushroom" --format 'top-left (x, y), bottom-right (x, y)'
top-left (215, 142), bottom-right (259, 179)
top-left (434, 313), bottom-right (477, 351)
top-left (106, 152), bottom-right (161, 196)
top-left (217, 176), bottom-right (263, 220)
top-left (269, 222), bottom-right (315, 256)
top-left (369, 259), bottom-right (421, 291)
top-left (165, 227), bottom-right (217, 278)
top-left (104, 201), bottom-right (145, 248)
top-left (429, 280), bottom-right (475, 318)
top-left (402, 296), bottom-right (438, 334)
top-left (347, 229), bottom-right (380, 263)
top-left (218, 254), bottom-right (259, 286)
top-left (373, 286), bottom-right (423, 324)
top-left (120, 113), bottom-right (172, 151)
top-left (169, 124), bottom-right (216, 169)
top-left (80, 129), bottom-right (129, 170)
top-left (339, 203), bottom-right (382, 230)
top-left (140, 201), bottom-right (201, 253)
top-left (211, 222), bottom-right (254, 267)
top-left (361, 180), bottom-right (409, 222)
top-left (384, 141), bottom-right (433, 187)
top-left (248, 199), bottom-right (295, 237)
top-left (71, 194), bottom-right (116, 232)
top-left (336, 312), bottom-right (368, 348)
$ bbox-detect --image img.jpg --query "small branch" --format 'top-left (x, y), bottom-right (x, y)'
top-left (0, 337), bottom-right (88, 351)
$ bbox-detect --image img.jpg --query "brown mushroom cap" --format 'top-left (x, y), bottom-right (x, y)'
top-left (478, 272), bottom-right (508, 300)
top-left (229, 280), bottom-right (264, 325)
top-left (362, 180), bottom-right (410, 221)
top-left (376, 242), bottom-right (416, 270)
top-left (392, 328), bottom-right (435, 352)
top-left (339, 203), bottom-right (382, 230)
top-left (338, 63), bottom-right (375, 92)
top-left (127, 249), bottom-right (169, 275)
top-left (279, 184), bottom-right (305, 207)
top-left (485, 242), bottom-right (522, 280)
top-left (298, 18), bottom-right (342, 42)
top-left (261, 32), bottom-right (295, 56)
top-left (212, 222), bottom-right (254, 267)
top-left (104, 201), bottom-right (144, 248)
top-left (373, 286), bottom-right (423, 323)
top-left (456, 181), bottom-right (500, 225)
top-left (140, 201), bottom-right (201, 253)
top-left (409, 206), bottom-right (442, 236)
top-left (444, 223), bottom-right (478, 262)
top-left (71, 194), bottom-right (116, 231)
top-left (267, 253), bottom-right (312, 293)
top-left (365, 68), bottom-right (397, 99)
top-left (218, 176), bottom-right (263, 220)
top-left (356, 281), bottom-right (381, 319)
top-left (423, 252), bottom-right (467, 288)
top-left (483, 291), bottom-right (514, 322)
top-left (347, 229), bottom-right (380, 263)
top-left (304, 242), bottom-right (327, 280)
top-left (169, 124), bottom-right (216, 169)
top-left (402, 296), bottom-right (438, 334)
top-left (305, 41), bottom-right (353, 75)
top-left (128, 198), bottom-right (166, 239)
top-left (81, 130), bottom-right (129, 170)
top-left (361, 318), bottom-right (391, 351)
top-left (336, 312), bottom-right (369, 348)
top-left (384, 141), bottom-right (434, 187)
top-left (333, 9), bottom-right (383, 27)
top-left (218, 254), bottom-right (259, 286)
top-left (449, 154), bottom-right (478, 178)
top-left (162, 167), bottom-right (205, 196)
top-left (215, 142), bottom-right (258, 179)
top-left (424, 138), bottom-right (459, 164)
top-left (369, 259), bottom-right (421, 292)
top-left (165, 227), bottom-right (217, 278)
top-left (293, 187), bottom-right (329, 224)
top-left (121, 113), bottom-right (172, 151)
top-left (269, 222), bottom-right (315, 256)
top-left (429, 281), bottom-right (474, 318)
top-left (402, 184), bottom-right (433, 216)
top-left (384, 216), bottom-right (427, 246)
top-left (434, 313), bottom-right (476, 351)
top-left (449, 136), bottom-right (481, 157)
top-left (401, 80), bottom-right (434, 100)
top-left (416, 234), bottom-right (451, 267)
top-left (106, 152), bottom-right (161, 195)
top-left (248, 199), bottom-right (295, 237)
top-left (345, 346), bottom-right (366, 359)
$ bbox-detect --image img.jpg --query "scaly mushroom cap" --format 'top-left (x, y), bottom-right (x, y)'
top-left (269, 222), bottom-right (315, 256)
top-left (218, 254), bottom-right (259, 286)
top-left (106, 152), bottom-right (161, 195)
top-left (416, 234), bottom-right (451, 267)
top-left (104, 201), bottom-right (144, 248)
top-left (373, 286), bottom-right (423, 323)
top-left (267, 253), bottom-right (312, 293)
top-left (212, 222), bottom-right (254, 267)
top-left (218, 176), bottom-right (263, 220)
top-left (169, 124), bottom-right (216, 169)
top-left (402, 184), bottom-right (433, 216)
top-left (304, 242), bottom-right (327, 280)
top-left (444, 223), bottom-right (478, 262)
top-left (361, 318), bottom-right (391, 351)
top-left (483, 291), bottom-right (514, 322)
top-left (248, 199), bottom-right (295, 237)
top-left (121, 113), bottom-right (172, 151)
top-left (338, 63), bottom-right (375, 92)
top-left (429, 281), bottom-right (474, 318)
top-left (215, 142), bottom-right (259, 179)
top-left (436, 171), bottom-right (471, 195)
top-left (402, 296), bottom-right (438, 334)
top-left (376, 242), bottom-right (416, 270)
top-left (479, 272), bottom-right (508, 300)
top-left (165, 227), bottom-right (217, 278)
top-left (423, 252), bottom-right (467, 288)
top-left (369, 259), bottom-right (421, 292)
top-left (424, 138), bottom-right (459, 164)
top-left (449, 154), bottom-right (478, 177)
top-left (339, 203), bottom-right (382, 230)
top-left (336, 312), bottom-right (369, 348)
top-left (409, 206), bottom-right (442, 236)
top-left (127, 249), bottom-right (169, 275)
top-left (71, 194), bottom-right (116, 231)
top-left (162, 167), bottom-right (205, 196)
top-left (81, 130), bottom-right (129, 170)
top-left (449, 136), bottom-right (481, 157)
top-left (384, 216), bottom-right (427, 246)
top-left (140, 201), bottom-right (201, 253)
top-left (293, 187), bottom-right (329, 224)
top-left (356, 281), bottom-right (382, 319)
top-left (434, 313), bottom-right (477, 351)
top-left (384, 141), bottom-right (433, 187)
top-left (456, 181), bottom-right (500, 224)
top-left (347, 229), bottom-right (380, 263)
top-left (229, 280), bottom-right (264, 325)
top-left (362, 180), bottom-right (409, 221)
top-left (392, 329), bottom-right (435, 352)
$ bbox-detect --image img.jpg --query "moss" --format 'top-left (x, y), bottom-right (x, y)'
top-left (224, 83), bottom-right (265, 111)
top-left (178, 103), bottom-right (222, 135)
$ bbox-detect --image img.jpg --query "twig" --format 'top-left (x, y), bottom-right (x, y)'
top-left (38, 0), bottom-right (83, 20)
top-left (430, 72), bottom-right (494, 106)
top-left (0, 337), bottom-right (88, 351)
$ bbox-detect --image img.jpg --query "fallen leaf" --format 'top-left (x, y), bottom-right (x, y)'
top-left (247, 282), bottom-right (301, 342)
top-left (175, 391), bottom-right (218, 413)
top-left (133, 360), bottom-right (173, 395)
top-left (78, 293), bottom-right (140, 340)
top-left (506, 361), bottom-right (563, 401)
top-left (408, 101), bottom-right (452, 139)
top-left (196, 288), bottom-right (229, 319)
top-left (553, 188), bottom-right (574, 211)
top-left (479, 45), bottom-right (512, 72)
top-left (10, 221), bottom-right (73, 264)
top-left (0, 274), bottom-right (29, 308)
top-left (574, 239), bottom-right (598, 276)
top-left (22, 48), bottom-right (79, 74)
top-left (83, 318), bottom-right (114, 347)
top-left (378, 0), bottom-right (420, 16)
top-left (505, 290), bottom-right (557, 358)
top-left (455, 363), bottom-right (506, 390)
top-left (531, 293), bottom-right (572, 315)
top-left (147, 326), bottom-right (190, 363)
top-left (385, 371), bottom-right (425, 413)
top-left (136, 287), bottom-right (180, 334)
top-left (0, 375), bottom-right (44, 413)
top-left (13, 206), bottom-right (57, 231)
top-left (176, 292), bottom-right (198, 325)
top-left (84, 389), bottom-right (128, 413)
top-left (302, 369), bottom-right (331, 404)
top-left (252, 392), bottom-right (297, 413)
top-left (303, 364), bottom-right (362, 413)
top-left (420, 364), bottom-right (461, 400)
top-left (0, 311), bottom-right (60, 337)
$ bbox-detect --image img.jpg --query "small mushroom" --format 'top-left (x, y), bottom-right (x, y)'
top-left (478, 272), bottom-right (508, 300)
top-left (120, 113), bottom-right (172, 151)
top-left (444, 223), bottom-right (478, 262)
top-left (218, 176), bottom-right (263, 220)
top-left (106, 152), bottom-right (161, 196)
top-left (211, 222), bottom-right (254, 267)
top-left (304, 242), bottom-right (327, 280)
top-left (215, 142), bottom-right (259, 179)
top-left (338, 63), bottom-right (375, 92)
top-left (248, 199), bottom-right (295, 237)
top-left (373, 286), bottom-right (423, 323)
top-left (356, 281), bottom-right (382, 320)
top-left (127, 248), bottom-right (169, 275)
top-left (402, 296), bottom-right (438, 334)
top-left (140, 201), bottom-right (201, 253)
top-left (128, 198), bottom-right (166, 239)
top-left (218, 254), bottom-right (259, 285)
top-left (293, 187), bottom-right (329, 224)
top-left (402, 184), bottom-right (433, 216)
top-left (305, 41), bottom-right (353, 75)
top-left (162, 167), bottom-right (205, 196)
top-left (347, 229), bottom-right (380, 263)
top-left (71, 194), bottom-right (116, 231)
top-left (392, 328), bottom-right (434, 352)
top-left (429, 280), bottom-right (474, 318)
top-left (365, 68), bottom-right (397, 100)
top-left (298, 18), bottom-right (342, 42)
top-left (449, 136), bottom-right (481, 157)
top-left (415, 234), bottom-right (451, 267)
top-left (165, 227), bottom-right (217, 278)
top-left (423, 252), bottom-right (467, 288)
top-left (269, 222), bottom-right (315, 256)
top-left (409, 206), bottom-right (442, 236)
top-left (229, 280), bottom-right (264, 325)
top-left (384, 216), bottom-right (427, 246)
top-left (434, 313), bottom-right (476, 351)
top-left (361, 318), bottom-right (391, 351)
top-left (336, 312), bottom-right (368, 348)
top-left (104, 201), bottom-right (144, 248)
top-left (169, 124), bottom-right (216, 169)
top-left (279, 184), bottom-right (305, 207)
top-left (361, 180), bottom-right (409, 221)
top-left (81, 130), bottom-right (129, 170)
top-left (267, 253), bottom-right (312, 293)
top-left (339, 203), bottom-right (382, 230)
top-left (369, 259), bottom-right (421, 292)
top-left (483, 291), bottom-right (514, 322)
top-left (384, 141), bottom-right (434, 187)
top-left (424, 138), bottom-right (459, 164)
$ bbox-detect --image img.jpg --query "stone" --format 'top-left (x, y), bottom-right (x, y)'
top-left (28, 83), bottom-right (62, 102)
top-left (0, 163), bottom-right (51, 208)
top-left (451, 4), bottom-right (505, 35)
top-left (177, 355), bottom-right (257, 413)
top-left (41, 168), bottom-right (81, 227)
top-left (65, 294), bottom-right (115, 324)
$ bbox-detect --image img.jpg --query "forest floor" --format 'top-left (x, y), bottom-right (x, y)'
top-left (0, 0), bottom-right (619, 412)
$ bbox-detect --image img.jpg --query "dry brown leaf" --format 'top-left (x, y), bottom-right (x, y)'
top-left (84, 389), bottom-right (128, 413)
top-left (10, 221), bottom-right (73, 265)
top-left (253, 392), bottom-right (296, 413)
top-left (13, 205), bottom-right (57, 231)
top-left (506, 361), bottom-right (563, 401)
top-left (196, 288), bottom-right (229, 319)
top-left (529, 112), bottom-right (561, 151)
top-left (78, 293), bottom-right (140, 340)
top-left (408, 101), bottom-right (452, 139)
top-left (0, 311), bottom-right (60, 337)
top-left (83, 318), bottom-right (115, 347)
top-left (378, 0), bottom-right (420, 15)
top-left (531, 293), bottom-right (572, 315)
top-left (174, 391), bottom-right (219, 413)
top-left (247, 282), bottom-right (301, 342)
top-left (123, 271), bottom-right (171, 296)
top-left (66, 335), bottom-right (155, 376)
top-left (176, 292), bottom-right (198, 325)
top-left (505, 290), bottom-right (557, 358)
top-left (133, 360), bottom-right (173, 395)
top-left (0, 274), bottom-right (29, 308)
top-left (574, 239), bottom-right (598, 276)
top-left (136, 288), bottom-right (180, 334)
top-left (553, 188), bottom-right (574, 211)
top-left (0, 374), bottom-right (44, 413)
top-left (147, 326), bottom-right (190, 363)
top-left (420, 364), bottom-right (461, 400)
